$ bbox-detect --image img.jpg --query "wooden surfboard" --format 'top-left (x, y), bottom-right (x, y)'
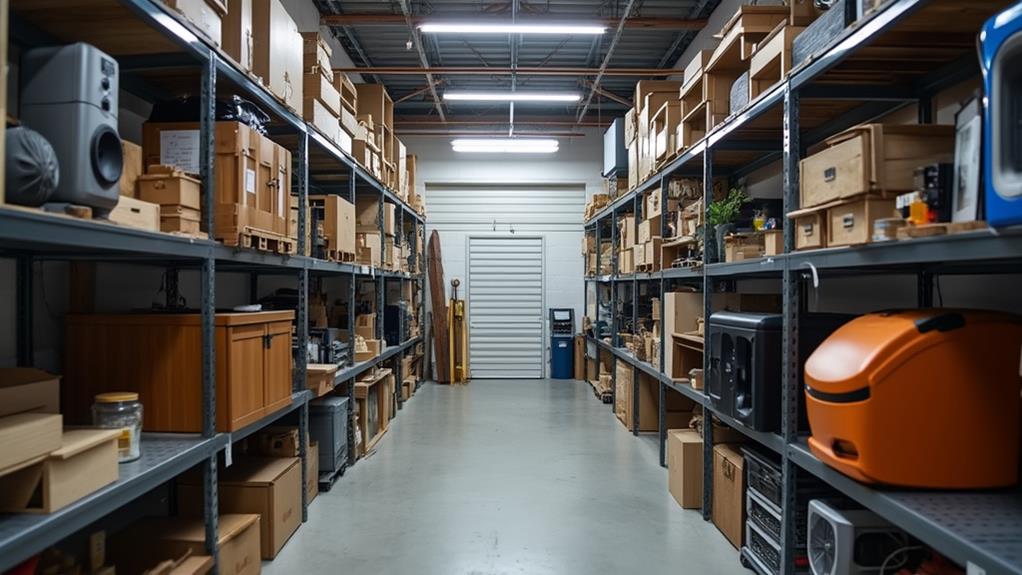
top-left (427, 230), bottom-right (451, 383)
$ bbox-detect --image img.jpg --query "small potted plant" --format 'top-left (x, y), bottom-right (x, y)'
top-left (705, 188), bottom-right (751, 263)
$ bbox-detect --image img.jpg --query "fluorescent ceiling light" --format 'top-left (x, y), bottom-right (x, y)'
top-left (419, 23), bottom-right (606, 35)
top-left (444, 91), bottom-right (581, 103)
top-left (451, 138), bottom-right (559, 154)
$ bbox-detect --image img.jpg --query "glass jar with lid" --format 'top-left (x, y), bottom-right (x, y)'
top-left (92, 392), bottom-right (143, 463)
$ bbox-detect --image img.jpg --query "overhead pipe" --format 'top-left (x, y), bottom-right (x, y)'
top-left (577, 0), bottom-right (637, 123)
top-left (396, 0), bottom-right (446, 122)
top-left (333, 66), bottom-right (679, 77)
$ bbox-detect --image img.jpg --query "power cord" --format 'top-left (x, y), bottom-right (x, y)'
top-left (879, 544), bottom-right (923, 574)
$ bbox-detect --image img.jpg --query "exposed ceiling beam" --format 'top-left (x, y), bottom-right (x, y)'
top-left (582, 81), bottom-right (632, 107)
top-left (395, 80), bottom-right (445, 104)
top-left (334, 66), bottom-right (679, 77)
top-left (396, 0), bottom-right (446, 122)
top-left (577, 0), bottom-right (637, 123)
top-left (321, 14), bottom-right (706, 30)
top-left (396, 116), bottom-right (611, 128)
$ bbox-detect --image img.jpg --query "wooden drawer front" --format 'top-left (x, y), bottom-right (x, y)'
top-left (801, 133), bottom-right (869, 209)
top-left (793, 211), bottom-right (826, 251)
top-left (222, 324), bottom-right (267, 431)
top-left (263, 321), bottom-right (294, 414)
top-left (827, 198), bottom-right (895, 248)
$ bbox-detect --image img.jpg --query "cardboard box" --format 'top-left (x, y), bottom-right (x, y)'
top-left (303, 98), bottom-right (340, 143)
top-left (252, 0), bottom-right (303, 111)
top-left (357, 232), bottom-right (382, 267)
top-left (313, 194), bottom-right (355, 256)
top-left (355, 197), bottom-right (395, 234)
top-left (644, 238), bottom-right (663, 270)
top-left (307, 441), bottom-right (319, 503)
top-left (164, 0), bottom-right (225, 46)
top-left (120, 141), bottom-right (142, 197)
top-left (138, 166), bottom-right (202, 210)
top-left (618, 215), bottom-right (636, 248)
top-left (0, 412), bottom-right (62, 475)
top-left (668, 429), bottom-right (704, 509)
top-left (574, 336), bottom-right (586, 381)
top-left (614, 367), bottom-right (693, 432)
top-left (355, 339), bottom-right (381, 362)
top-left (712, 443), bottom-right (745, 549)
top-left (0, 428), bottom-right (119, 513)
top-left (0, 368), bottom-right (60, 417)
top-left (300, 32), bottom-right (333, 81)
top-left (112, 514), bottom-right (260, 575)
top-left (255, 426), bottom-right (300, 458)
top-left (109, 196), bottom-right (161, 232)
top-left (179, 457), bottom-right (301, 559)
top-left (638, 216), bottom-right (661, 244)
top-left (303, 71), bottom-right (342, 117)
top-left (223, 0), bottom-right (253, 72)
top-left (355, 313), bottom-right (376, 339)
top-left (763, 229), bottom-right (784, 256)
top-left (619, 249), bottom-right (634, 274)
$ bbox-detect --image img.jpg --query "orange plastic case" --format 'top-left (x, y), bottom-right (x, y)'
top-left (804, 309), bottom-right (1022, 488)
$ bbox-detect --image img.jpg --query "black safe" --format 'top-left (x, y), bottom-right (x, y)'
top-left (707, 311), bottom-right (851, 432)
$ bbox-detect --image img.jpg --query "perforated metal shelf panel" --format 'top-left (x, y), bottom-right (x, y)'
top-left (0, 433), bottom-right (227, 572)
top-left (789, 442), bottom-right (1022, 574)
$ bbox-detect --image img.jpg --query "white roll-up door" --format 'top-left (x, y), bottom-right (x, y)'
top-left (468, 236), bottom-right (544, 379)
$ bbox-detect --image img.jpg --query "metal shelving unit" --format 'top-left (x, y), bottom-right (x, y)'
top-left (1, 0), bottom-right (426, 570)
top-left (581, 1), bottom-right (1022, 573)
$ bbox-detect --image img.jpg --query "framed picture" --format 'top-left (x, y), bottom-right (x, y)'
top-left (952, 97), bottom-right (982, 223)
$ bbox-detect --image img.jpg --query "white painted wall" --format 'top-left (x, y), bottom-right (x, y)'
top-left (404, 129), bottom-right (603, 377)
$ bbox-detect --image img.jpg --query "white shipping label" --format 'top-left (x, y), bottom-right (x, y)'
top-left (245, 169), bottom-right (256, 195)
top-left (159, 130), bottom-right (201, 173)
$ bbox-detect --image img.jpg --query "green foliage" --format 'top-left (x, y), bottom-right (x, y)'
top-left (707, 188), bottom-right (751, 226)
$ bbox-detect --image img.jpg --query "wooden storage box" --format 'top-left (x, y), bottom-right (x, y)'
top-left (634, 80), bottom-right (682, 115)
top-left (723, 233), bottom-right (766, 262)
top-left (252, 0), bottom-right (303, 112)
top-left (163, 0), bottom-right (226, 46)
top-left (138, 166), bottom-right (202, 210)
top-left (120, 141), bottom-right (142, 198)
top-left (644, 238), bottom-right (663, 271)
top-left (787, 206), bottom-right (827, 250)
top-left (0, 428), bottom-right (119, 513)
top-left (651, 101), bottom-right (681, 164)
top-left (109, 196), bottom-right (160, 232)
top-left (223, 0), bottom-right (254, 73)
top-left (64, 311), bottom-right (295, 433)
top-left (749, 24), bottom-right (804, 100)
top-left (619, 249), bottom-right (634, 274)
top-left (826, 196), bottom-right (896, 248)
top-left (799, 123), bottom-right (954, 210)
top-left (763, 229), bottom-right (784, 256)
top-left (335, 72), bottom-right (358, 115)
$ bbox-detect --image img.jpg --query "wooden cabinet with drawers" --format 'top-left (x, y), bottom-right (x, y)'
top-left (64, 311), bottom-right (294, 433)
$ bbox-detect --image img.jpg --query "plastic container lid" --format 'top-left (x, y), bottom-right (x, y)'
top-left (95, 392), bottom-right (140, 403)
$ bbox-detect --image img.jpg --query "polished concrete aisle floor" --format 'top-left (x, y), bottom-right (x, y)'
top-left (265, 379), bottom-right (744, 575)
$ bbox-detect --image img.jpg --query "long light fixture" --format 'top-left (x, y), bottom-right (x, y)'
top-left (444, 91), bottom-right (581, 103)
top-left (419, 23), bottom-right (606, 35)
top-left (451, 138), bottom-right (559, 154)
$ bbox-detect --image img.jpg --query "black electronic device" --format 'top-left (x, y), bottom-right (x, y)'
top-left (708, 312), bottom-right (850, 432)
top-left (309, 327), bottom-right (350, 366)
top-left (550, 309), bottom-right (574, 335)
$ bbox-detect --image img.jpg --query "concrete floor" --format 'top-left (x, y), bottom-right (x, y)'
top-left (265, 378), bottom-right (744, 575)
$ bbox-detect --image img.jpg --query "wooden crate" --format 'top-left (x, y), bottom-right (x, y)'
top-left (826, 196), bottom-right (897, 248)
top-left (354, 369), bottom-right (393, 457)
top-left (109, 196), bottom-right (160, 231)
top-left (787, 205), bottom-right (827, 251)
top-left (309, 194), bottom-right (356, 262)
top-left (749, 24), bottom-right (804, 100)
top-left (651, 101), bottom-right (682, 167)
top-left (64, 311), bottom-right (295, 432)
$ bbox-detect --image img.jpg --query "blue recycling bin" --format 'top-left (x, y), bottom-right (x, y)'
top-left (550, 309), bottom-right (575, 379)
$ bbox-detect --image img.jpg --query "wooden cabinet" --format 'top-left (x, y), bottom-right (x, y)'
top-left (64, 311), bottom-right (294, 433)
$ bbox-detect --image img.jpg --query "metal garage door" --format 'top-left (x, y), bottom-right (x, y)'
top-left (468, 236), bottom-right (544, 379)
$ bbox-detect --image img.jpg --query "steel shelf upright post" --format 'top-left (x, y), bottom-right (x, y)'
top-left (631, 194), bottom-right (640, 436)
top-left (701, 147), bottom-right (714, 522)
top-left (198, 51), bottom-right (219, 564)
top-left (780, 83), bottom-right (801, 575)
top-left (657, 176), bottom-right (669, 467)
top-left (16, 256), bottom-right (32, 366)
top-left (295, 130), bottom-right (310, 522)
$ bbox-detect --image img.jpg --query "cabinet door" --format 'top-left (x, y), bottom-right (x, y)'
top-left (263, 320), bottom-right (294, 414)
top-left (224, 324), bottom-right (267, 431)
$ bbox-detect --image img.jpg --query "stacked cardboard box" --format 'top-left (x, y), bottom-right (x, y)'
top-left (356, 84), bottom-right (393, 183)
top-left (355, 196), bottom-right (397, 269)
top-left (309, 194), bottom-right (356, 262)
top-left (138, 165), bottom-right (203, 236)
top-left (252, 0), bottom-right (303, 112)
top-left (301, 32), bottom-right (346, 151)
top-left (163, 0), bottom-right (226, 47)
top-left (787, 124), bottom-right (953, 251)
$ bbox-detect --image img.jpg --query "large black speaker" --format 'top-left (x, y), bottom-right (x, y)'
top-left (708, 312), bottom-right (850, 432)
